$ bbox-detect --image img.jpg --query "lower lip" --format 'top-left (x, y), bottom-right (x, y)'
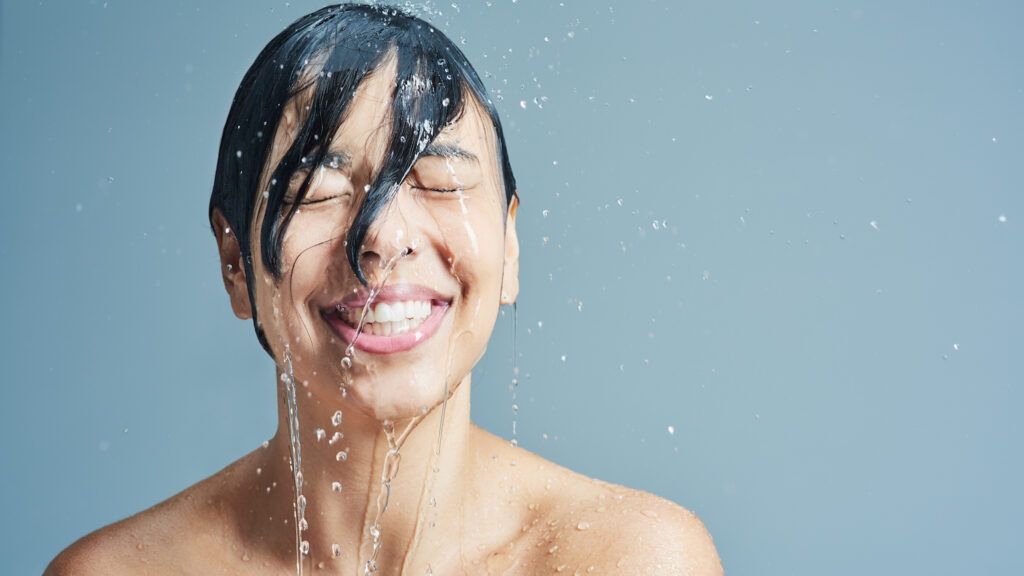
top-left (322, 302), bottom-right (450, 354)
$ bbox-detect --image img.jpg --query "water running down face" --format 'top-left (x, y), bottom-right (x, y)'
top-left (217, 55), bottom-right (520, 423)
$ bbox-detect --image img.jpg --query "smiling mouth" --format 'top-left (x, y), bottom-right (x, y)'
top-left (320, 286), bottom-right (452, 354)
top-left (339, 299), bottom-right (437, 336)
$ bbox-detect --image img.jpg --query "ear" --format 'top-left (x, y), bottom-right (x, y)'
top-left (500, 193), bottom-right (520, 305)
top-left (212, 209), bottom-right (253, 320)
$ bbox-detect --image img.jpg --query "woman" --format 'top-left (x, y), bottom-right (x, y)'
top-left (47, 4), bottom-right (722, 574)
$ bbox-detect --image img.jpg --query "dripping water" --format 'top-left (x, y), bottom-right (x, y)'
top-left (434, 369), bottom-right (450, 455)
top-left (335, 245), bottom-right (430, 575)
top-left (364, 417), bottom-right (422, 574)
top-left (282, 345), bottom-right (306, 576)
top-left (511, 301), bottom-right (519, 447)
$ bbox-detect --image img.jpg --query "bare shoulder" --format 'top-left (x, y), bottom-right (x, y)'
top-left (44, 504), bottom-right (179, 575)
top-left (470, 427), bottom-right (723, 575)
top-left (590, 488), bottom-right (721, 575)
top-left (44, 453), bottom-right (257, 575)
top-left (546, 482), bottom-right (723, 576)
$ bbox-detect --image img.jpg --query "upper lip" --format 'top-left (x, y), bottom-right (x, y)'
top-left (325, 283), bottom-right (452, 312)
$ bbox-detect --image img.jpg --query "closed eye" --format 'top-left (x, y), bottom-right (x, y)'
top-left (411, 185), bottom-right (460, 193)
top-left (297, 194), bottom-right (350, 205)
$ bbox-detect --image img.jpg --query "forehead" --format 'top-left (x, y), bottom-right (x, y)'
top-left (273, 56), bottom-right (498, 181)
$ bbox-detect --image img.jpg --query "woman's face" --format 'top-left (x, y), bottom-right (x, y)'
top-left (219, 58), bottom-right (519, 421)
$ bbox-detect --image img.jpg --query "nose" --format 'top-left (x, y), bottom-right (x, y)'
top-left (355, 195), bottom-right (418, 283)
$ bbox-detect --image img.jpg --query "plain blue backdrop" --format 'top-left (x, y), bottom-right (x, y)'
top-left (1, 1), bottom-right (1021, 574)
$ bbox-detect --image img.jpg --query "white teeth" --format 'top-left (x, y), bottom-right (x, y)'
top-left (339, 299), bottom-right (436, 336)
top-left (376, 302), bottom-right (394, 323)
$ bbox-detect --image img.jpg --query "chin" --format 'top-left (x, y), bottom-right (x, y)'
top-left (342, 376), bottom-right (457, 423)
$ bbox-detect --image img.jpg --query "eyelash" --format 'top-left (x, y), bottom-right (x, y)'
top-left (411, 185), bottom-right (460, 193)
top-left (289, 186), bottom-right (458, 206)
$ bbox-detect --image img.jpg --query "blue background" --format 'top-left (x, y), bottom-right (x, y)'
top-left (1, 1), bottom-right (1021, 574)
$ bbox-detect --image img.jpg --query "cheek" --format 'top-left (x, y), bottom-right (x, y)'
top-left (275, 215), bottom-right (346, 305)
top-left (429, 193), bottom-right (505, 261)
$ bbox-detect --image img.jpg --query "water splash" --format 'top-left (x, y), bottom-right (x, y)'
top-left (281, 345), bottom-right (306, 576)
top-left (341, 245), bottom-right (415, 362)
top-left (510, 301), bottom-right (520, 447)
top-left (363, 418), bottom-right (421, 574)
top-left (339, 245), bottom-right (429, 575)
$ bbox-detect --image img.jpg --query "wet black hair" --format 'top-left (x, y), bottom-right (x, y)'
top-left (208, 3), bottom-right (517, 356)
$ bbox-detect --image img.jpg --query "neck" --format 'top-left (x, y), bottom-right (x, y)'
top-left (259, 368), bottom-right (474, 574)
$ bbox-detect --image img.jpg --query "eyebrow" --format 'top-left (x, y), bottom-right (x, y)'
top-left (310, 141), bottom-right (478, 171)
top-left (420, 141), bottom-right (479, 163)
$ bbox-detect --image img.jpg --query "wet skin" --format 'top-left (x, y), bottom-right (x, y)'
top-left (45, 57), bottom-right (722, 576)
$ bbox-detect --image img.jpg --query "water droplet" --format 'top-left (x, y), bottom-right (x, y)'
top-left (332, 543), bottom-right (342, 557)
top-left (519, 100), bottom-right (527, 109)
top-left (332, 481), bottom-right (342, 492)
top-left (329, 431), bottom-right (344, 445)
top-left (280, 373), bottom-right (292, 385)
top-left (332, 410), bottom-right (343, 426)
top-left (298, 518), bottom-right (308, 531)
top-left (340, 356), bottom-right (353, 369)
top-left (442, 97), bottom-right (450, 107)
top-left (336, 449), bottom-right (349, 462)
top-left (998, 214), bottom-right (1007, 223)
top-left (704, 94), bottom-right (714, 101)
top-left (235, 150), bottom-right (243, 158)
top-left (315, 428), bottom-right (326, 441)
top-left (300, 540), bottom-right (310, 555)
top-left (667, 425), bottom-right (675, 435)
top-left (576, 521), bottom-right (591, 530)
